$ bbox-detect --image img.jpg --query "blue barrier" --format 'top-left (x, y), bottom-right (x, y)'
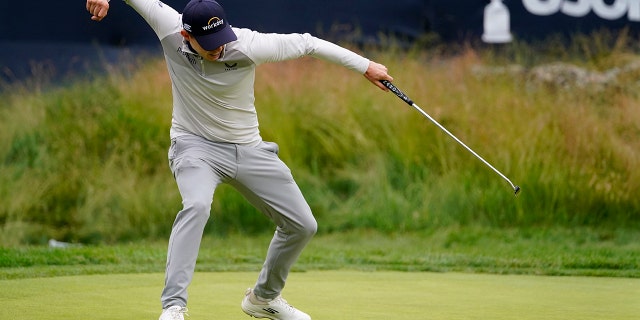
top-left (2, 0), bottom-right (638, 82)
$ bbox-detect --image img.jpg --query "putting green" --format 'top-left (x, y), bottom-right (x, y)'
top-left (1, 271), bottom-right (638, 319)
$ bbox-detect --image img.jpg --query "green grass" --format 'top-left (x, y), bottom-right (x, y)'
top-left (2, 38), bottom-right (640, 244)
top-left (2, 271), bottom-right (638, 320)
top-left (2, 228), bottom-right (639, 280)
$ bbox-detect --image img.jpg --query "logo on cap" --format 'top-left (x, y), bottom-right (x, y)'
top-left (181, 0), bottom-right (237, 50)
top-left (203, 17), bottom-right (224, 31)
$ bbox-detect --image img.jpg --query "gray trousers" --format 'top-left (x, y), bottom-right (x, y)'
top-left (161, 133), bottom-right (317, 308)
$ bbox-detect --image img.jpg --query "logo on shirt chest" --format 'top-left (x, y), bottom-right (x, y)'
top-left (224, 62), bottom-right (238, 70)
top-left (176, 46), bottom-right (240, 74)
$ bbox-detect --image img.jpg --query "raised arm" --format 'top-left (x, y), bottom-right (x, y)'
top-left (87, 0), bottom-right (110, 21)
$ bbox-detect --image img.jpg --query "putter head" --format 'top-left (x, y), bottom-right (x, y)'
top-left (514, 186), bottom-right (521, 196)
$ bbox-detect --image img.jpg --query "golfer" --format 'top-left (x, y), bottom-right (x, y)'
top-left (86, 0), bottom-right (393, 319)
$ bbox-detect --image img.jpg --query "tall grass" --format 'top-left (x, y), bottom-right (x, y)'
top-left (1, 38), bottom-right (640, 245)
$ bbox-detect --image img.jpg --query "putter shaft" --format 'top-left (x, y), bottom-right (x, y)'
top-left (381, 80), bottom-right (520, 195)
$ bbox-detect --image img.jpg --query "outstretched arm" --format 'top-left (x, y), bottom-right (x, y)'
top-left (87, 0), bottom-right (110, 21)
top-left (364, 61), bottom-right (394, 91)
top-left (242, 31), bottom-right (394, 91)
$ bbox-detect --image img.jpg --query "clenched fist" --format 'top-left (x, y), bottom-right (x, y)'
top-left (86, 0), bottom-right (110, 21)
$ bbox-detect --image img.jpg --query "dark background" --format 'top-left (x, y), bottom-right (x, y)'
top-left (1, 0), bottom-right (639, 82)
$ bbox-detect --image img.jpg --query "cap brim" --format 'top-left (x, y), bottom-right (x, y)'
top-left (194, 25), bottom-right (237, 51)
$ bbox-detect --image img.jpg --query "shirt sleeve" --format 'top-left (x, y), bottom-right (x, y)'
top-left (238, 29), bottom-right (370, 74)
top-left (124, 0), bottom-right (181, 41)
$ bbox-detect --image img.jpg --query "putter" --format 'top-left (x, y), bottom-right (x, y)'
top-left (381, 80), bottom-right (520, 196)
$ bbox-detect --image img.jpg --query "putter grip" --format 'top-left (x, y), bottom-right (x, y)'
top-left (381, 80), bottom-right (414, 106)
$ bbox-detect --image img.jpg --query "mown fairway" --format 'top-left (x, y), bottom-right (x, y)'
top-left (1, 271), bottom-right (638, 320)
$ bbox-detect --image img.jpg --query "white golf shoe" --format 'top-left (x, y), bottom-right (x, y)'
top-left (159, 306), bottom-right (188, 320)
top-left (241, 288), bottom-right (311, 320)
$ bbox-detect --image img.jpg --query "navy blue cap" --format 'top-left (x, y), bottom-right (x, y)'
top-left (182, 0), bottom-right (237, 50)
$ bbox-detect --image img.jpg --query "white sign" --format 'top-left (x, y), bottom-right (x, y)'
top-left (483, 0), bottom-right (513, 43)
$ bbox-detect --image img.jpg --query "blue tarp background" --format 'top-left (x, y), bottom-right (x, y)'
top-left (1, 1), bottom-right (639, 82)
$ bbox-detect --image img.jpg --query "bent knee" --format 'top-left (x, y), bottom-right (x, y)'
top-left (182, 200), bottom-right (212, 219)
top-left (299, 217), bottom-right (318, 239)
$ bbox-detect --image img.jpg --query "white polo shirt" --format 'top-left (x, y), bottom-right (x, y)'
top-left (126, 0), bottom-right (370, 146)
